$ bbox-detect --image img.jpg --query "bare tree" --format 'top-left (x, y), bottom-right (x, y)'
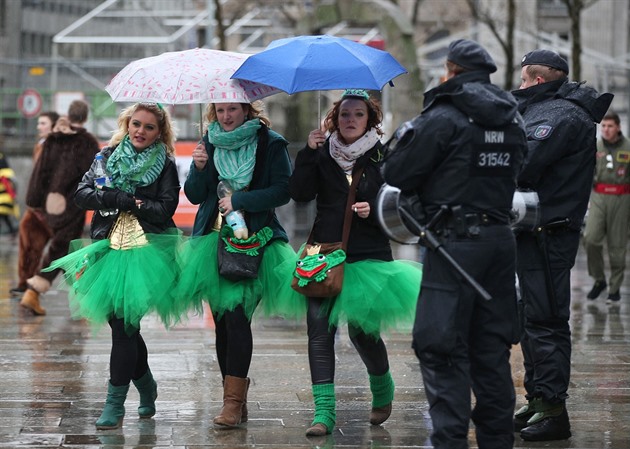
top-left (411, 0), bottom-right (426, 26)
top-left (214, 0), bottom-right (226, 50)
top-left (559, 0), bottom-right (600, 81)
top-left (465, 0), bottom-right (516, 90)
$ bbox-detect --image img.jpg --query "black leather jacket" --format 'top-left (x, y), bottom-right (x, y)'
top-left (74, 145), bottom-right (180, 240)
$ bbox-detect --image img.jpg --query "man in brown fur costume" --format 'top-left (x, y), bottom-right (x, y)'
top-left (20, 100), bottom-right (99, 315)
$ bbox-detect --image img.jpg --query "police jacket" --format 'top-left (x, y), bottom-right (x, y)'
top-left (290, 141), bottom-right (393, 263)
top-left (382, 71), bottom-right (526, 223)
top-left (75, 145), bottom-right (180, 240)
top-left (511, 79), bottom-right (613, 230)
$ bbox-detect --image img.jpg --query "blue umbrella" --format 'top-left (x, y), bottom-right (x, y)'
top-left (231, 35), bottom-right (407, 94)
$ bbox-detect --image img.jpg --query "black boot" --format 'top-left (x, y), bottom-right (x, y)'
top-left (520, 405), bottom-right (571, 441)
top-left (587, 280), bottom-right (607, 300)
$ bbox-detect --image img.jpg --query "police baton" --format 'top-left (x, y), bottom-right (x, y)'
top-left (399, 205), bottom-right (493, 301)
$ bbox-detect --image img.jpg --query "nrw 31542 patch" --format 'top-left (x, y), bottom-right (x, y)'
top-left (533, 125), bottom-right (553, 140)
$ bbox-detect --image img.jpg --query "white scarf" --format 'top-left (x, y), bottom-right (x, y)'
top-left (328, 128), bottom-right (380, 174)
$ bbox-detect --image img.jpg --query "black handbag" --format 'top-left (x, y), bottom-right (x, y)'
top-left (217, 217), bottom-right (273, 282)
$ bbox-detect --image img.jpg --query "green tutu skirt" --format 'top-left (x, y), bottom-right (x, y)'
top-left (45, 231), bottom-right (185, 331)
top-left (274, 250), bottom-right (423, 337)
top-left (175, 231), bottom-right (305, 320)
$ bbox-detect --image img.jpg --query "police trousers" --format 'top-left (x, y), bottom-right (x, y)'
top-left (516, 229), bottom-right (580, 404)
top-left (413, 225), bottom-right (518, 449)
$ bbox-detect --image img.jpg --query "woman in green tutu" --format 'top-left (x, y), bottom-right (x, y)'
top-left (285, 89), bottom-right (422, 436)
top-left (45, 102), bottom-right (180, 429)
top-left (179, 100), bottom-right (295, 428)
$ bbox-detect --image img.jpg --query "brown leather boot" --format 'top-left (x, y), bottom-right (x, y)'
top-left (213, 375), bottom-right (248, 428)
top-left (370, 403), bottom-right (392, 425)
top-left (240, 377), bottom-right (250, 423)
top-left (20, 288), bottom-right (46, 315)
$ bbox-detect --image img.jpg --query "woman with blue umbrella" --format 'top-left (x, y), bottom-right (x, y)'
top-left (280, 89), bottom-right (422, 436)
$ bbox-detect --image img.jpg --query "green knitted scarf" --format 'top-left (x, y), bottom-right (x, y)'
top-left (107, 135), bottom-right (166, 194)
top-left (209, 119), bottom-right (261, 191)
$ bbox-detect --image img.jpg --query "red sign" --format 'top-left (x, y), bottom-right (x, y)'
top-left (17, 89), bottom-right (43, 118)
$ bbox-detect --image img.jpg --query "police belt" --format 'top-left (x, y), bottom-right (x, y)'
top-left (439, 211), bottom-right (509, 238)
top-left (594, 183), bottom-right (630, 195)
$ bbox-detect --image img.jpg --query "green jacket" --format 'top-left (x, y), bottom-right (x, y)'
top-left (184, 124), bottom-right (291, 239)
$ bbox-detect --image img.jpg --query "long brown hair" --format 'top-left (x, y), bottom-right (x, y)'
top-left (323, 93), bottom-right (384, 137)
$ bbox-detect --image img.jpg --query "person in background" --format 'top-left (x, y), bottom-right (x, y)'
top-left (0, 150), bottom-right (19, 237)
top-left (45, 102), bottom-right (181, 430)
top-left (287, 89), bottom-right (421, 437)
top-left (178, 99), bottom-right (295, 429)
top-left (583, 111), bottom-right (630, 304)
top-left (512, 49), bottom-right (613, 442)
top-left (18, 100), bottom-right (99, 315)
top-left (382, 39), bottom-right (527, 449)
top-left (10, 111), bottom-right (59, 296)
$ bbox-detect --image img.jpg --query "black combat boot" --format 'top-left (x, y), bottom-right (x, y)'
top-left (520, 401), bottom-right (571, 441)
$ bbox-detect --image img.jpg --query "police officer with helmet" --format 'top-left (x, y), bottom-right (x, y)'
top-left (382, 39), bottom-right (527, 449)
top-left (512, 50), bottom-right (613, 441)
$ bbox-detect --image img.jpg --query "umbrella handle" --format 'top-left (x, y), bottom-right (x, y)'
top-left (199, 104), bottom-right (204, 141)
top-left (318, 91), bottom-right (321, 126)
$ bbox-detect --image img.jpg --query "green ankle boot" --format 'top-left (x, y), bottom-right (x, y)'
top-left (96, 382), bottom-right (129, 430)
top-left (306, 383), bottom-right (335, 436)
top-left (132, 369), bottom-right (158, 418)
top-left (369, 371), bottom-right (394, 425)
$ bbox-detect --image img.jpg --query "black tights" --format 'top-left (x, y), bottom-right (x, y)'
top-left (214, 305), bottom-right (253, 379)
top-left (307, 297), bottom-right (390, 384)
top-left (109, 317), bottom-right (149, 386)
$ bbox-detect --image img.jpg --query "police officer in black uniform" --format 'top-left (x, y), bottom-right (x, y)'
top-left (382, 39), bottom-right (527, 449)
top-left (512, 50), bottom-right (613, 442)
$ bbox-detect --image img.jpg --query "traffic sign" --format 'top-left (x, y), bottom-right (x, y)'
top-left (17, 89), bottom-right (43, 118)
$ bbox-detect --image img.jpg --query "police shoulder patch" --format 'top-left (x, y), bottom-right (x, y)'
top-left (532, 125), bottom-right (553, 140)
top-left (534, 125), bottom-right (553, 140)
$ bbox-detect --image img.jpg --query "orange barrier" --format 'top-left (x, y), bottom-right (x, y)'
top-left (87, 141), bottom-right (200, 230)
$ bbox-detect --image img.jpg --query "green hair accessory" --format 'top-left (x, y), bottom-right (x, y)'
top-left (341, 89), bottom-right (370, 100)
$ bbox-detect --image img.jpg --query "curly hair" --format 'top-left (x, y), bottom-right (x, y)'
top-left (323, 94), bottom-right (384, 137)
top-left (202, 100), bottom-right (271, 129)
top-left (109, 103), bottom-right (177, 156)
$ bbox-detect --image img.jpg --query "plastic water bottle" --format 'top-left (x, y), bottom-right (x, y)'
top-left (217, 180), bottom-right (248, 239)
top-left (93, 153), bottom-right (118, 217)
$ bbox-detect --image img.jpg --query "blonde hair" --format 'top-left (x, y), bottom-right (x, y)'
top-left (109, 103), bottom-right (176, 156)
top-left (524, 64), bottom-right (567, 83)
top-left (202, 100), bottom-right (271, 129)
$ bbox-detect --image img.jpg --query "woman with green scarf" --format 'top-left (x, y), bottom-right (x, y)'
top-left (178, 100), bottom-right (297, 428)
top-left (45, 103), bottom-right (181, 430)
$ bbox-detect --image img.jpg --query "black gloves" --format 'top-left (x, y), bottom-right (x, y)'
top-left (101, 189), bottom-right (136, 211)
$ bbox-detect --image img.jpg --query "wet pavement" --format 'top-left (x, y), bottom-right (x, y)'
top-left (0, 232), bottom-right (629, 449)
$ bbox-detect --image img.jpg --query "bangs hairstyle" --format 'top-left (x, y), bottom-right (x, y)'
top-left (203, 100), bottom-right (271, 129)
top-left (323, 94), bottom-right (384, 137)
top-left (109, 103), bottom-right (177, 156)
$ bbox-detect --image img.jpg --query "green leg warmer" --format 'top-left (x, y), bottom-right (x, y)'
top-left (311, 383), bottom-right (336, 432)
top-left (96, 382), bottom-right (129, 430)
top-left (132, 368), bottom-right (157, 418)
top-left (369, 371), bottom-right (394, 408)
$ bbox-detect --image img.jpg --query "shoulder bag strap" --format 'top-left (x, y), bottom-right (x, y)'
top-left (340, 166), bottom-right (365, 250)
